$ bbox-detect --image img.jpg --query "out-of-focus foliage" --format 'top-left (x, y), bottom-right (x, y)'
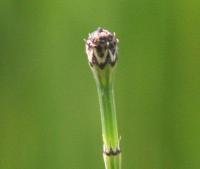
top-left (0, 0), bottom-right (200, 169)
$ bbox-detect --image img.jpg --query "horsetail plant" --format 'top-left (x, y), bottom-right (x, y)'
top-left (85, 28), bottom-right (121, 169)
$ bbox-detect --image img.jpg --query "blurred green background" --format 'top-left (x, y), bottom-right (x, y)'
top-left (0, 0), bottom-right (200, 169)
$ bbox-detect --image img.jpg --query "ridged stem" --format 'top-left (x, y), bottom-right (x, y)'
top-left (92, 66), bottom-right (121, 169)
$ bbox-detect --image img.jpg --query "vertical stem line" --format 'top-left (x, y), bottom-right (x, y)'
top-left (97, 83), bottom-right (119, 150)
top-left (93, 67), bottom-right (121, 169)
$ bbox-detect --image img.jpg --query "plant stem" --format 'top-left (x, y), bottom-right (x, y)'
top-left (85, 28), bottom-right (121, 169)
top-left (97, 82), bottom-right (118, 149)
top-left (93, 66), bottom-right (121, 169)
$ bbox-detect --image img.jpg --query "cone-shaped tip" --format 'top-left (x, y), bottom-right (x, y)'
top-left (85, 28), bottom-right (119, 69)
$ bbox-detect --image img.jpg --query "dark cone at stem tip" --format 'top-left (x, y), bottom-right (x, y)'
top-left (85, 28), bottom-right (119, 69)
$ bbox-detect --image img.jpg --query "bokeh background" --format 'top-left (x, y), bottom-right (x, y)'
top-left (0, 0), bottom-right (200, 169)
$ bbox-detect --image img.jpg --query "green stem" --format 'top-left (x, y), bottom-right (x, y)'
top-left (97, 82), bottom-right (119, 149)
top-left (92, 66), bottom-right (121, 169)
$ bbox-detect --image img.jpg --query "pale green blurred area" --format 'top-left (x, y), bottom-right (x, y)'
top-left (0, 0), bottom-right (200, 169)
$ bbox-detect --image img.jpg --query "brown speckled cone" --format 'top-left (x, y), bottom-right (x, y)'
top-left (85, 28), bottom-right (119, 69)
